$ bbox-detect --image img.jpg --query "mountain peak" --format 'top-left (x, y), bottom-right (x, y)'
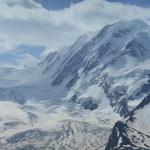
top-left (112, 19), bottom-right (149, 33)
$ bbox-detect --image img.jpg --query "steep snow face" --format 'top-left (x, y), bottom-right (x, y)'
top-left (128, 94), bottom-right (150, 135)
top-left (106, 95), bottom-right (150, 150)
top-left (131, 104), bottom-right (150, 134)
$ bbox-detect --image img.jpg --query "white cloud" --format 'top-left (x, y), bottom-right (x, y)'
top-left (0, 38), bottom-right (18, 53)
top-left (0, 101), bottom-right (28, 121)
top-left (0, 0), bottom-right (150, 56)
top-left (15, 53), bottom-right (39, 68)
top-left (0, 0), bottom-right (41, 8)
top-left (40, 47), bottom-right (58, 58)
top-left (40, 45), bottom-right (70, 58)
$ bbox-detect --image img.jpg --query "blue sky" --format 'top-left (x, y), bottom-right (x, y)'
top-left (35, 0), bottom-right (84, 10)
top-left (107, 0), bottom-right (150, 8)
top-left (37, 0), bottom-right (150, 10)
top-left (0, 0), bottom-right (150, 68)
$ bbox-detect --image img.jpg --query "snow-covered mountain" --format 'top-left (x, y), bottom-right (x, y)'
top-left (106, 94), bottom-right (150, 150)
top-left (39, 19), bottom-right (150, 117)
top-left (0, 19), bottom-right (150, 149)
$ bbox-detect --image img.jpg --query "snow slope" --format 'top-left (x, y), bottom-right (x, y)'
top-left (106, 95), bottom-right (150, 150)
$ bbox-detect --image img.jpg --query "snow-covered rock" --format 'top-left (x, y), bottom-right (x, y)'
top-left (106, 94), bottom-right (150, 150)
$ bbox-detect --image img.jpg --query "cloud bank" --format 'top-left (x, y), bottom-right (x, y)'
top-left (0, 0), bottom-right (150, 67)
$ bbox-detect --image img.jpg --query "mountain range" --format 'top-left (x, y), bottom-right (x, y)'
top-left (0, 19), bottom-right (150, 150)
